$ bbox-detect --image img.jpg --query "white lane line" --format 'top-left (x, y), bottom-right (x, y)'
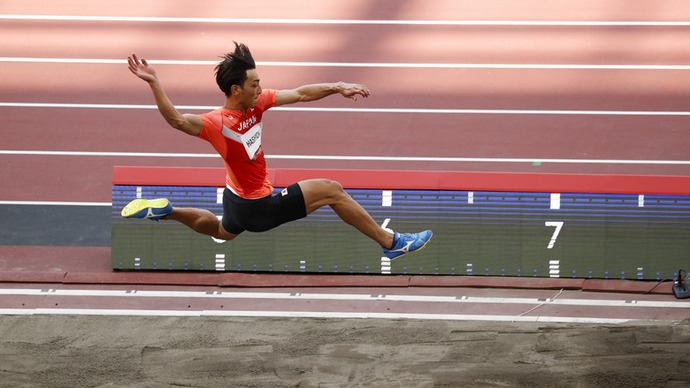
top-left (0, 102), bottom-right (214, 110)
top-left (3, 57), bottom-right (690, 70)
top-left (3, 102), bottom-right (690, 117)
top-left (0, 201), bottom-right (111, 206)
top-left (1, 149), bottom-right (688, 166)
top-left (0, 308), bottom-right (632, 324)
top-left (0, 150), bottom-right (220, 157)
top-left (2, 14), bottom-right (689, 26)
top-left (2, 288), bottom-right (687, 309)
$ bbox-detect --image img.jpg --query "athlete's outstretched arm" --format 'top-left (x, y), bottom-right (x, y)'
top-left (127, 54), bottom-right (202, 136)
top-left (275, 82), bottom-right (370, 106)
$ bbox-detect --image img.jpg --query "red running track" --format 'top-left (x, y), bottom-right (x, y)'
top-left (2, 1), bottom-right (690, 309)
top-left (3, 1), bottom-right (690, 203)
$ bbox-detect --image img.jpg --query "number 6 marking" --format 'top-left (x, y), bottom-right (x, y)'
top-left (545, 221), bottom-right (564, 249)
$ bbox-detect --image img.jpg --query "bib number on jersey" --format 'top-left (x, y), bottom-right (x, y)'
top-left (241, 122), bottom-right (263, 160)
top-left (222, 122), bottom-right (263, 160)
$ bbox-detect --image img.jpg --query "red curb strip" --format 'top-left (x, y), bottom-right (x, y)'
top-left (408, 276), bottom-right (585, 290)
top-left (114, 166), bottom-right (690, 195)
top-left (582, 278), bottom-right (674, 295)
top-left (0, 271), bottom-right (67, 284)
top-left (0, 270), bottom-right (674, 295)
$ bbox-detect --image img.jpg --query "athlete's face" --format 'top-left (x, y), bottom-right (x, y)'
top-left (239, 69), bottom-right (262, 108)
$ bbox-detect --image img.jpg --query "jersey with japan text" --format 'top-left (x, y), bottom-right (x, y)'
top-left (197, 89), bottom-right (278, 199)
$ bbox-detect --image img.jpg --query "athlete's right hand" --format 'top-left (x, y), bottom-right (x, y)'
top-left (127, 54), bottom-right (158, 83)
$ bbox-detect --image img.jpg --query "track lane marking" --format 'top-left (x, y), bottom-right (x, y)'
top-left (0, 200), bottom-right (111, 206)
top-left (1, 150), bottom-right (688, 166)
top-left (1, 288), bottom-right (686, 309)
top-left (0, 308), bottom-right (634, 324)
top-left (3, 57), bottom-right (690, 70)
top-left (3, 102), bottom-right (690, 117)
top-left (3, 287), bottom-right (678, 324)
top-left (2, 15), bottom-right (690, 26)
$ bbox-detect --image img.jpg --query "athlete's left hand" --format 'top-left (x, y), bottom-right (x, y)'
top-left (337, 82), bottom-right (370, 101)
top-left (127, 54), bottom-right (158, 84)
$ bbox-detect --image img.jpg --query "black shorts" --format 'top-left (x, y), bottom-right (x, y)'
top-left (221, 183), bottom-right (307, 234)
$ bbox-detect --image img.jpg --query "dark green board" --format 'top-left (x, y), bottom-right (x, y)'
top-left (112, 185), bottom-right (690, 280)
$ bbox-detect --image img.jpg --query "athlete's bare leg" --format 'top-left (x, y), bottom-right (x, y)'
top-left (298, 179), bottom-right (394, 249)
top-left (166, 208), bottom-right (239, 241)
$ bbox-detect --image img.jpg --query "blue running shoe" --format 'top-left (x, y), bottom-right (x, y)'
top-left (383, 230), bottom-right (433, 259)
top-left (121, 198), bottom-right (173, 221)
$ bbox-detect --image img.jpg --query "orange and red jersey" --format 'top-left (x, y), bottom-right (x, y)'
top-left (198, 89), bottom-right (278, 198)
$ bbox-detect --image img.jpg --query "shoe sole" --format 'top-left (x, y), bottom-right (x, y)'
top-left (390, 231), bottom-right (433, 260)
top-left (121, 198), bottom-right (170, 218)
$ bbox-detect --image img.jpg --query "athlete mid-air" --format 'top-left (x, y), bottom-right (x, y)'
top-left (121, 42), bottom-right (432, 259)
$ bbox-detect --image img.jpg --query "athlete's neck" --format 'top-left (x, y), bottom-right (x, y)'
top-left (223, 98), bottom-right (250, 115)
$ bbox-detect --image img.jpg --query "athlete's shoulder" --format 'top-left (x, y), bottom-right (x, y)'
top-left (197, 108), bottom-right (226, 137)
top-left (257, 89), bottom-right (278, 110)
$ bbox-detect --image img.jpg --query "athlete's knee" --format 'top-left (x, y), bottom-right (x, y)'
top-left (301, 179), bottom-right (350, 213)
top-left (320, 179), bottom-right (348, 201)
top-left (325, 179), bottom-right (344, 192)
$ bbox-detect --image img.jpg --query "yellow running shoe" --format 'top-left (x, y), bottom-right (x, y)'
top-left (121, 198), bottom-right (173, 221)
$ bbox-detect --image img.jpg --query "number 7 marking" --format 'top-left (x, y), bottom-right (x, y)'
top-left (545, 221), bottom-right (564, 249)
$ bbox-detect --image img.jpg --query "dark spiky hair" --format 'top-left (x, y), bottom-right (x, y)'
top-left (215, 42), bottom-right (256, 96)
